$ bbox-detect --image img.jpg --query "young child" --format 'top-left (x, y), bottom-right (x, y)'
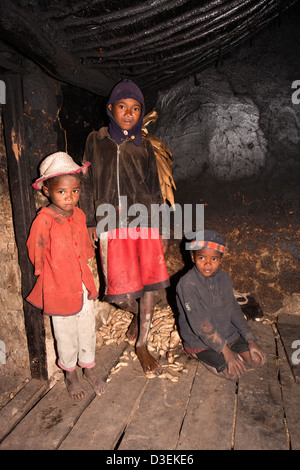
top-left (26, 152), bottom-right (106, 399)
top-left (79, 79), bottom-right (170, 374)
top-left (176, 230), bottom-right (266, 380)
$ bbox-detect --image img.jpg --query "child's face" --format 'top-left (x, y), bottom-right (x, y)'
top-left (43, 174), bottom-right (81, 217)
top-left (108, 98), bottom-right (142, 131)
top-left (191, 247), bottom-right (222, 277)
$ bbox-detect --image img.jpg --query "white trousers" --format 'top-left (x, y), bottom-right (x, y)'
top-left (51, 285), bottom-right (96, 371)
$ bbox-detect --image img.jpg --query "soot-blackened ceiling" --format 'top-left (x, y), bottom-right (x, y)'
top-left (0, 0), bottom-right (299, 96)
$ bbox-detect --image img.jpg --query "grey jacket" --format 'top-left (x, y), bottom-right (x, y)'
top-left (176, 266), bottom-right (256, 353)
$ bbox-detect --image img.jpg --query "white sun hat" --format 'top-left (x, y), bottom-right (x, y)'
top-left (32, 152), bottom-right (90, 190)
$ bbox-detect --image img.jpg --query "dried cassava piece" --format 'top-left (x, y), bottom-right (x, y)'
top-left (99, 305), bottom-right (185, 382)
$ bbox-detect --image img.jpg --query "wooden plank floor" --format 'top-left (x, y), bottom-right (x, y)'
top-left (1, 320), bottom-right (299, 451)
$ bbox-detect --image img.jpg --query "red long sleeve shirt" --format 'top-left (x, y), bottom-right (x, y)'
top-left (26, 206), bottom-right (98, 316)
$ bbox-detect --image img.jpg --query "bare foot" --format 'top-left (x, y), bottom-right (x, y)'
top-left (200, 363), bottom-right (238, 381)
top-left (221, 369), bottom-right (239, 381)
top-left (65, 370), bottom-right (87, 400)
top-left (126, 315), bottom-right (138, 344)
top-left (136, 345), bottom-right (160, 374)
top-left (83, 368), bottom-right (106, 396)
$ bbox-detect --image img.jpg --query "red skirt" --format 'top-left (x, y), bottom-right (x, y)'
top-left (99, 227), bottom-right (170, 302)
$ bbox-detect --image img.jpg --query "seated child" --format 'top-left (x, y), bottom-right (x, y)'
top-left (26, 152), bottom-right (106, 399)
top-left (176, 230), bottom-right (266, 380)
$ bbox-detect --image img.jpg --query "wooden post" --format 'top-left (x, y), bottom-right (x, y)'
top-left (2, 74), bottom-right (48, 380)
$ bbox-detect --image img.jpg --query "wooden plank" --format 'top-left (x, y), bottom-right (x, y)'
top-left (234, 322), bottom-right (288, 450)
top-left (0, 342), bottom-right (125, 450)
top-left (0, 379), bottom-right (48, 443)
top-left (0, 375), bottom-right (94, 450)
top-left (277, 328), bottom-right (300, 450)
top-left (0, 379), bottom-right (89, 450)
top-left (177, 359), bottom-right (237, 450)
top-left (118, 352), bottom-right (198, 450)
top-left (59, 344), bottom-right (148, 450)
top-left (277, 313), bottom-right (300, 383)
top-left (2, 74), bottom-right (47, 380)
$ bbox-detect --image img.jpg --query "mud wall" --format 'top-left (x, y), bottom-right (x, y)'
top-left (151, 16), bottom-right (300, 317)
top-left (152, 17), bottom-right (300, 187)
top-left (0, 111), bottom-right (30, 403)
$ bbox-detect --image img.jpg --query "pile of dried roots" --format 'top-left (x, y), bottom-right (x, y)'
top-left (97, 305), bottom-right (187, 382)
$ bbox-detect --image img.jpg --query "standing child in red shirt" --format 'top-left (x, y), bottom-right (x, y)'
top-left (26, 152), bottom-right (106, 399)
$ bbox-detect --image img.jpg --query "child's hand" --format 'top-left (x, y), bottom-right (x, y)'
top-left (222, 345), bottom-right (247, 378)
top-left (248, 340), bottom-right (267, 365)
top-left (88, 227), bottom-right (98, 249)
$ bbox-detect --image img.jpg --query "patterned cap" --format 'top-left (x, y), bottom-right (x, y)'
top-left (186, 230), bottom-right (226, 253)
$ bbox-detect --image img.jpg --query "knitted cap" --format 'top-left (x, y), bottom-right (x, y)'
top-left (32, 152), bottom-right (90, 190)
top-left (108, 79), bottom-right (145, 106)
top-left (186, 230), bottom-right (226, 253)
